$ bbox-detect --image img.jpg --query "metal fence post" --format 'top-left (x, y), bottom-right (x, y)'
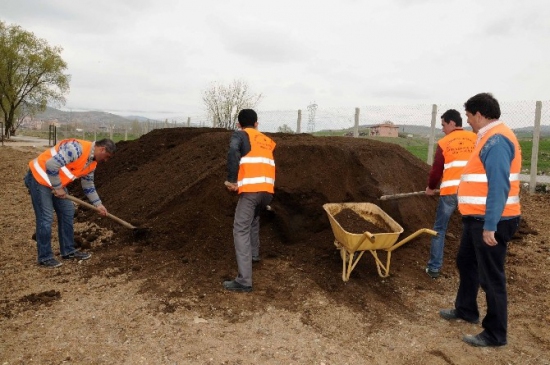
top-left (427, 104), bottom-right (438, 165)
top-left (297, 109), bottom-right (302, 133)
top-left (529, 101), bottom-right (542, 194)
top-left (49, 125), bottom-right (57, 146)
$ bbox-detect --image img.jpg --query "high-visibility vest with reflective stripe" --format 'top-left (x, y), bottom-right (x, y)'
top-left (237, 128), bottom-right (276, 194)
top-left (28, 139), bottom-right (97, 188)
top-left (458, 123), bottom-right (521, 217)
top-left (438, 129), bottom-right (477, 195)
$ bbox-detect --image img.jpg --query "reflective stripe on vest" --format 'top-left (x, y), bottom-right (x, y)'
top-left (439, 179), bottom-right (460, 189)
top-left (238, 177), bottom-right (276, 187)
top-left (237, 129), bottom-right (276, 194)
top-left (460, 173), bottom-right (520, 183)
top-left (443, 160), bottom-right (468, 169)
top-left (240, 156), bottom-right (276, 166)
top-left (458, 195), bottom-right (520, 205)
top-left (457, 123), bottom-right (521, 217)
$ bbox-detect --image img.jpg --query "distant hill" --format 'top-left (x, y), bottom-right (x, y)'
top-left (32, 106), bottom-right (145, 126)
top-left (513, 125), bottom-right (550, 137)
top-left (123, 115), bottom-right (152, 122)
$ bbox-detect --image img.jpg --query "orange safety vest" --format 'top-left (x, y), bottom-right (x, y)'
top-left (29, 139), bottom-right (97, 188)
top-left (438, 129), bottom-right (477, 195)
top-left (458, 123), bottom-right (521, 217)
top-left (237, 128), bottom-right (276, 194)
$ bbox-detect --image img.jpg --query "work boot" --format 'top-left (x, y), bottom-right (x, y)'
top-left (425, 267), bottom-right (440, 279)
top-left (439, 309), bottom-right (479, 324)
top-left (39, 258), bottom-right (63, 268)
top-left (463, 334), bottom-right (505, 347)
top-left (223, 280), bottom-right (252, 292)
top-left (62, 251), bottom-right (91, 260)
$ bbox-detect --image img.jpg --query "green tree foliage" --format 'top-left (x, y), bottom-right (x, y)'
top-left (0, 21), bottom-right (70, 137)
top-left (202, 79), bottom-right (262, 130)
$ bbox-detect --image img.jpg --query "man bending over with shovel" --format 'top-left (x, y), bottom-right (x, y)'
top-left (224, 109), bottom-right (276, 292)
top-left (24, 138), bottom-right (116, 268)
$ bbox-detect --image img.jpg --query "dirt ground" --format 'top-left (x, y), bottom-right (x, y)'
top-left (1, 129), bottom-right (549, 365)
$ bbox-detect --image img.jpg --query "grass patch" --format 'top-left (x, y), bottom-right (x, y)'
top-left (519, 138), bottom-right (550, 173)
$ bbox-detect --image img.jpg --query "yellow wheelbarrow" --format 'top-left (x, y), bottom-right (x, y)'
top-left (323, 202), bottom-right (437, 281)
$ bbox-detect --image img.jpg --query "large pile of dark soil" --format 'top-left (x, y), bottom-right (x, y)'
top-left (73, 128), bottom-right (463, 315)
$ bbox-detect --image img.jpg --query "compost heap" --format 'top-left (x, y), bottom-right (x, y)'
top-left (72, 128), bottom-right (462, 312)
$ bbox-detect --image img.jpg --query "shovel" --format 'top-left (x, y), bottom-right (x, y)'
top-left (379, 190), bottom-right (440, 201)
top-left (65, 194), bottom-right (150, 240)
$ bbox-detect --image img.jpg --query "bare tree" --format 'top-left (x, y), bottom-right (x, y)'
top-left (202, 80), bottom-right (262, 130)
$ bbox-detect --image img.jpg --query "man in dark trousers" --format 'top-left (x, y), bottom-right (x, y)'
top-left (224, 109), bottom-right (276, 292)
top-left (439, 93), bottom-right (521, 347)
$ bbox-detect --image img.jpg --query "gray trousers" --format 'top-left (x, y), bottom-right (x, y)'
top-left (233, 192), bottom-right (273, 287)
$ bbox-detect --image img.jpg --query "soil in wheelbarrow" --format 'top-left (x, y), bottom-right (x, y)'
top-left (334, 208), bottom-right (394, 234)
top-left (7, 128), bottom-right (545, 364)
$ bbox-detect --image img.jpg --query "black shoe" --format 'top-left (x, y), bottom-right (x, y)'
top-left (439, 309), bottom-right (479, 324)
top-left (425, 267), bottom-right (440, 278)
top-left (463, 334), bottom-right (504, 347)
top-left (223, 280), bottom-right (252, 292)
top-left (62, 251), bottom-right (91, 260)
top-left (252, 255), bottom-right (261, 263)
top-left (39, 258), bottom-right (63, 268)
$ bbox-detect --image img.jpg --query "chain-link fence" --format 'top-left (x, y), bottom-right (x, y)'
top-left (12, 100), bottom-right (550, 191)
top-left (18, 100), bottom-right (549, 137)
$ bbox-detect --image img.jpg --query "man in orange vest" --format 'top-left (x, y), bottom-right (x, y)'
top-left (439, 93), bottom-right (521, 347)
top-left (24, 138), bottom-right (116, 268)
top-left (425, 109), bottom-right (476, 278)
top-left (224, 109), bottom-right (276, 292)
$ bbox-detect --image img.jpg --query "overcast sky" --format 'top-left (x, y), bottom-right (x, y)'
top-left (2, 0), bottom-right (549, 121)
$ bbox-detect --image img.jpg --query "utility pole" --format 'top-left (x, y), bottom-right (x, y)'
top-left (307, 102), bottom-right (318, 133)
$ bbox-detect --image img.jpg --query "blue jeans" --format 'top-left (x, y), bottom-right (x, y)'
top-left (427, 194), bottom-right (458, 272)
top-left (24, 170), bottom-right (77, 263)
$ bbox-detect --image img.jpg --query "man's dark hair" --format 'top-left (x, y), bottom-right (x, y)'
top-left (96, 138), bottom-right (116, 154)
top-left (464, 93), bottom-right (501, 120)
top-left (238, 109), bottom-right (258, 128)
top-left (441, 109), bottom-right (462, 127)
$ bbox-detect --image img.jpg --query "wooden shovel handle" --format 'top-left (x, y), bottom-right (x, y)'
top-left (65, 194), bottom-right (136, 229)
top-left (379, 190), bottom-right (440, 201)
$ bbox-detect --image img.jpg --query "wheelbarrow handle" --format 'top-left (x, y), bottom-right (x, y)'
top-left (65, 194), bottom-right (137, 229)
